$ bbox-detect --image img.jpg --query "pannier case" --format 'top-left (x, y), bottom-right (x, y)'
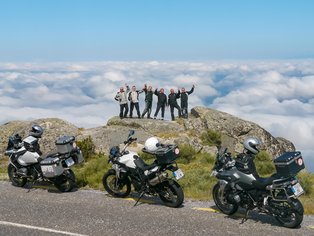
top-left (40, 157), bottom-right (64, 177)
top-left (273, 151), bottom-right (305, 178)
top-left (56, 136), bottom-right (75, 154)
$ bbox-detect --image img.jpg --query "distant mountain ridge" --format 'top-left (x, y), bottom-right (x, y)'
top-left (0, 107), bottom-right (295, 160)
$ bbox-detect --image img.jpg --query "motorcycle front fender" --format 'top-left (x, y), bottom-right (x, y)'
top-left (218, 180), bottom-right (229, 199)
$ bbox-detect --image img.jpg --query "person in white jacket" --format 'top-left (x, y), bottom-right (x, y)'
top-left (128, 85), bottom-right (143, 118)
top-left (114, 84), bottom-right (130, 119)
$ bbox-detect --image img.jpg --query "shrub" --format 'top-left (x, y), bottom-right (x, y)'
top-left (298, 171), bottom-right (314, 195)
top-left (179, 162), bottom-right (216, 200)
top-left (177, 144), bottom-right (197, 164)
top-left (76, 136), bottom-right (96, 161)
top-left (201, 129), bottom-right (221, 147)
top-left (74, 153), bottom-right (109, 189)
top-left (255, 151), bottom-right (275, 176)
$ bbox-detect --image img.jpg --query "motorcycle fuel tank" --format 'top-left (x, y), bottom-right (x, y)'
top-left (17, 147), bottom-right (40, 166)
top-left (118, 151), bottom-right (137, 169)
top-left (220, 168), bottom-right (256, 189)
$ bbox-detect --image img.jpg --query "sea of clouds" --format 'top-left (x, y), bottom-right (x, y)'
top-left (0, 60), bottom-right (313, 171)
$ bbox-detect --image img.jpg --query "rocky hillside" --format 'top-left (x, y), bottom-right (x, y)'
top-left (0, 107), bottom-right (295, 158)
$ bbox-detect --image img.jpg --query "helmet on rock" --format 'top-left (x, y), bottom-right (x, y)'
top-left (29, 124), bottom-right (44, 138)
top-left (144, 137), bottom-right (159, 152)
top-left (243, 137), bottom-right (261, 154)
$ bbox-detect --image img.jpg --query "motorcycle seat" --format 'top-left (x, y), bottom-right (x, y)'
top-left (252, 173), bottom-right (278, 190)
top-left (134, 156), bottom-right (157, 171)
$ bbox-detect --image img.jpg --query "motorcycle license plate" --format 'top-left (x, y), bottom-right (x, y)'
top-left (65, 157), bottom-right (75, 167)
top-left (173, 169), bottom-right (184, 180)
top-left (41, 165), bottom-right (54, 173)
top-left (291, 183), bottom-right (304, 197)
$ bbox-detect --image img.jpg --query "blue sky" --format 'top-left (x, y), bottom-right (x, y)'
top-left (1, 0), bottom-right (314, 61)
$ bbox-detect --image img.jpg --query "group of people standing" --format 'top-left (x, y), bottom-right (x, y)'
top-left (114, 84), bottom-right (195, 121)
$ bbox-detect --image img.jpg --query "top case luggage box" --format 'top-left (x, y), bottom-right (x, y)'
top-left (273, 151), bottom-right (305, 178)
top-left (56, 136), bottom-right (75, 154)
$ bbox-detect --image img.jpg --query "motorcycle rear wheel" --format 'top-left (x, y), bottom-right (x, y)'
top-left (158, 181), bottom-right (184, 208)
top-left (103, 169), bottom-right (131, 198)
top-left (8, 164), bottom-right (27, 187)
top-left (275, 199), bottom-right (304, 228)
top-left (212, 183), bottom-right (238, 215)
top-left (54, 169), bottom-right (76, 192)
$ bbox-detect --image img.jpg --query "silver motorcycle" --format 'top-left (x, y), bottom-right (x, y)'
top-left (4, 125), bottom-right (84, 192)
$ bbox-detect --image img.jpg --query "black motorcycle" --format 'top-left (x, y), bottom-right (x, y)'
top-left (5, 133), bottom-right (84, 192)
top-left (102, 130), bottom-right (184, 208)
top-left (211, 147), bottom-right (305, 228)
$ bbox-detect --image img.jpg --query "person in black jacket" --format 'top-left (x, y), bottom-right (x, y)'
top-left (153, 88), bottom-right (167, 120)
top-left (141, 84), bottom-right (153, 118)
top-left (168, 88), bottom-right (182, 121)
top-left (180, 85), bottom-right (195, 118)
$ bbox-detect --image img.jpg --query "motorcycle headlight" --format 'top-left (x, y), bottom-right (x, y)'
top-left (174, 148), bottom-right (180, 155)
top-left (73, 142), bottom-right (77, 149)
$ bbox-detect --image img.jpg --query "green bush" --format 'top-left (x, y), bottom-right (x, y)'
top-left (177, 144), bottom-right (197, 164)
top-left (255, 151), bottom-right (275, 176)
top-left (74, 153), bottom-right (109, 189)
top-left (201, 129), bottom-right (222, 147)
top-left (76, 136), bottom-right (96, 161)
top-left (298, 171), bottom-right (314, 195)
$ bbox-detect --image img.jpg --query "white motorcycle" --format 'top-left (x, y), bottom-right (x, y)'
top-left (4, 125), bottom-right (84, 192)
top-left (103, 130), bottom-right (184, 208)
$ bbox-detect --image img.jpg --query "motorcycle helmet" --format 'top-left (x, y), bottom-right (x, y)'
top-left (109, 146), bottom-right (120, 157)
top-left (29, 124), bottom-right (44, 138)
top-left (144, 137), bottom-right (159, 152)
top-left (243, 137), bottom-right (261, 154)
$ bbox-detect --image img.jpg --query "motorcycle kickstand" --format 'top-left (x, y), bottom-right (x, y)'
top-left (240, 209), bottom-right (250, 224)
top-left (134, 191), bottom-right (145, 207)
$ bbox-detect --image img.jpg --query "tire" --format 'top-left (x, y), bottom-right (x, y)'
top-left (212, 183), bottom-right (238, 215)
top-left (103, 169), bottom-right (131, 198)
top-left (275, 199), bottom-right (304, 228)
top-left (54, 169), bottom-right (76, 192)
top-left (8, 164), bottom-right (27, 187)
top-left (158, 181), bottom-right (184, 208)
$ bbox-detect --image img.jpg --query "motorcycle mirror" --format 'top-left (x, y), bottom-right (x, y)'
top-left (128, 130), bottom-right (135, 138)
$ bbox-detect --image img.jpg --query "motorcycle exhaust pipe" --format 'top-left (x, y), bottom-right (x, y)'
top-left (148, 172), bottom-right (168, 186)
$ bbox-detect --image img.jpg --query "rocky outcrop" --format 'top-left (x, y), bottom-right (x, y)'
top-left (186, 107), bottom-right (295, 157)
top-left (0, 107), bottom-right (295, 159)
top-left (0, 118), bottom-right (80, 154)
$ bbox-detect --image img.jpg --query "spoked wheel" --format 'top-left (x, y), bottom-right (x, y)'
top-left (103, 169), bottom-right (131, 198)
top-left (54, 169), bottom-right (76, 192)
top-left (158, 181), bottom-right (184, 208)
top-left (212, 183), bottom-right (238, 215)
top-left (275, 199), bottom-right (304, 228)
top-left (8, 164), bottom-right (27, 187)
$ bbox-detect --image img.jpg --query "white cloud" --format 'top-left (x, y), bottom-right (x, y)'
top-left (1, 60), bottom-right (314, 171)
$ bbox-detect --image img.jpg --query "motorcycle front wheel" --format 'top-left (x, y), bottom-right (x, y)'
top-left (54, 169), bottom-right (76, 192)
top-left (8, 164), bottom-right (27, 187)
top-left (103, 169), bottom-right (131, 198)
top-left (212, 183), bottom-right (238, 215)
top-left (158, 181), bottom-right (184, 208)
top-left (275, 199), bottom-right (304, 228)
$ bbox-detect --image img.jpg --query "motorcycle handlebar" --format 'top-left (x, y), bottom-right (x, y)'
top-left (124, 137), bottom-right (137, 144)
